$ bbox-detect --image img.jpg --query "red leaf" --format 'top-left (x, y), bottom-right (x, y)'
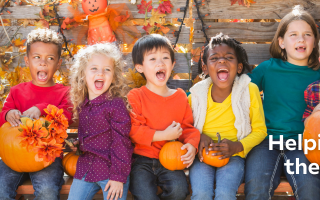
top-left (142, 23), bottom-right (153, 34)
top-left (157, 0), bottom-right (173, 14)
top-left (137, 0), bottom-right (153, 14)
top-left (230, 0), bottom-right (244, 6)
top-left (61, 17), bottom-right (75, 30)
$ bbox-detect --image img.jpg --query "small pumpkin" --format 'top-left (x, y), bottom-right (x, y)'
top-left (62, 151), bottom-right (79, 177)
top-left (303, 112), bottom-right (320, 165)
top-left (0, 118), bottom-right (53, 172)
top-left (202, 133), bottom-right (229, 167)
top-left (159, 141), bottom-right (188, 171)
top-left (62, 139), bottom-right (80, 177)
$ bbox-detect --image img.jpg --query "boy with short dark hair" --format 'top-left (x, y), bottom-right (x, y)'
top-left (0, 28), bottom-right (72, 200)
top-left (128, 34), bottom-right (200, 200)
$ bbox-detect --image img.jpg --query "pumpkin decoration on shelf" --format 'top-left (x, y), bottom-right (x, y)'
top-left (62, 139), bottom-right (80, 177)
top-left (82, 0), bottom-right (116, 45)
top-left (303, 112), bottom-right (320, 165)
top-left (159, 141), bottom-right (188, 171)
top-left (0, 105), bottom-right (69, 172)
top-left (69, 1), bottom-right (140, 45)
top-left (202, 133), bottom-right (229, 168)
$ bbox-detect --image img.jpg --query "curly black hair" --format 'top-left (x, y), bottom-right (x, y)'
top-left (198, 33), bottom-right (251, 75)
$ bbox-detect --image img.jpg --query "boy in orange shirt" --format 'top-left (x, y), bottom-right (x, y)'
top-left (0, 28), bottom-right (72, 200)
top-left (128, 34), bottom-right (200, 200)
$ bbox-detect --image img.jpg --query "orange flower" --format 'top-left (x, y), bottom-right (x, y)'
top-left (46, 128), bottom-right (68, 144)
top-left (35, 139), bottom-right (64, 164)
top-left (44, 105), bottom-right (68, 132)
top-left (18, 119), bottom-right (49, 152)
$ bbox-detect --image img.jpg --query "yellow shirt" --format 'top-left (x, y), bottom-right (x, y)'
top-left (188, 82), bottom-right (267, 158)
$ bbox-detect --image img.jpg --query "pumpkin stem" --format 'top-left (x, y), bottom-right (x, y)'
top-left (64, 139), bottom-right (74, 147)
top-left (75, 144), bottom-right (81, 156)
top-left (64, 138), bottom-right (81, 155)
top-left (19, 116), bottom-right (33, 126)
top-left (217, 132), bottom-right (221, 143)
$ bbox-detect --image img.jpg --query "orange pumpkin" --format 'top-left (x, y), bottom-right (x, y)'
top-left (202, 132), bottom-right (229, 167)
top-left (62, 151), bottom-right (79, 177)
top-left (82, 0), bottom-right (108, 15)
top-left (159, 141), bottom-right (188, 171)
top-left (0, 121), bottom-right (53, 172)
top-left (303, 112), bottom-right (320, 165)
top-left (202, 148), bottom-right (229, 167)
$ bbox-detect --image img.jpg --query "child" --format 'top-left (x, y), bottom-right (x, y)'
top-left (0, 28), bottom-right (73, 200)
top-left (128, 34), bottom-right (200, 200)
top-left (67, 43), bottom-right (133, 200)
top-left (245, 6), bottom-right (320, 200)
top-left (188, 33), bottom-right (267, 200)
top-left (303, 81), bottom-right (320, 124)
top-left (303, 41), bottom-right (320, 125)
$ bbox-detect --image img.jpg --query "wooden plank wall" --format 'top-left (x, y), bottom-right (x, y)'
top-left (0, 0), bottom-right (192, 90)
top-left (2, 0), bottom-right (320, 91)
top-left (192, 0), bottom-right (320, 78)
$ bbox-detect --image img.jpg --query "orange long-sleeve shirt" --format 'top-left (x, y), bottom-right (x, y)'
top-left (127, 86), bottom-right (200, 159)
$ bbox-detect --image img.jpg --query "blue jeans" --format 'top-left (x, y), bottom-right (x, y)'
top-left (0, 158), bottom-right (64, 200)
top-left (189, 156), bottom-right (245, 200)
top-left (245, 139), bottom-right (320, 200)
top-left (129, 155), bottom-right (189, 200)
top-left (68, 174), bottom-right (130, 200)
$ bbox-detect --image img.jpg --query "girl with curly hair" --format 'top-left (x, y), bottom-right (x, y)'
top-left (68, 43), bottom-right (133, 200)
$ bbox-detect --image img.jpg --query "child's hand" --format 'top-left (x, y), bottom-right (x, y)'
top-left (70, 140), bottom-right (79, 152)
top-left (305, 104), bottom-right (320, 125)
top-left (163, 121), bottom-right (183, 140)
top-left (312, 104), bottom-right (320, 114)
top-left (6, 109), bottom-right (21, 127)
top-left (198, 134), bottom-right (214, 162)
top-left (104, 180), bottom-right (123, 200)
top-left (181, 143), bottom-right (196, 168)
top-left (22, 106), bottom-right (41, 119)
top-left (209, 139), bottom-right (244, 159)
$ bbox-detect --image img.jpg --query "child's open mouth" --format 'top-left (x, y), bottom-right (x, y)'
top-left (37, 71), bottom-right (48, 82)
top-left (217, 68), bottom-right (229, 81)
top-left (156, 69), bottom-right (166, 81)
top-left (94, 80), bottom-right (104, 90)
top-left (296, 46), bottom-right (306, 52)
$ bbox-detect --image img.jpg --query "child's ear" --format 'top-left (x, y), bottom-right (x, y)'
top-left (278, 37), bottom-right (285, 49)
top-left (171, 61), bottom-right (176, 70)
top-left (237, 63), bottom-right (243, 74)
top-left (202, 63), bottom-right (208, 75)
top-left (24, 56), bottom-right (29, 67)
top-left (57, 58), bottom-right (62, 70)
top-left (135, 64), bottom-right (143, 73)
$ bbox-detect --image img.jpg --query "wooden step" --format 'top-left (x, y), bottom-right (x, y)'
top-left (16, 176), bottom-right (293, 196)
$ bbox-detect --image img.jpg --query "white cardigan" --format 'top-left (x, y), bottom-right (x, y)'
top-left (189, 74), bottom-right (252, 141)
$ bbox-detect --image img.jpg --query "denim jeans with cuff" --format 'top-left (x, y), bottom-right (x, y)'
top-left (68, 173), bottom-right (130, 200)
top-left (0, 158), bottom-right (64, 200)
top-left (189, 156), bottom-right (245, 200)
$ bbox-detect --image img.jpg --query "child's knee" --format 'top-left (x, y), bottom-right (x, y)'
top-left (191, 189), bottom-right (214, 200)
top-left (34, 186), bottom-right (60, 200)
top-left (163, 180), bottom-right (189, 200)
